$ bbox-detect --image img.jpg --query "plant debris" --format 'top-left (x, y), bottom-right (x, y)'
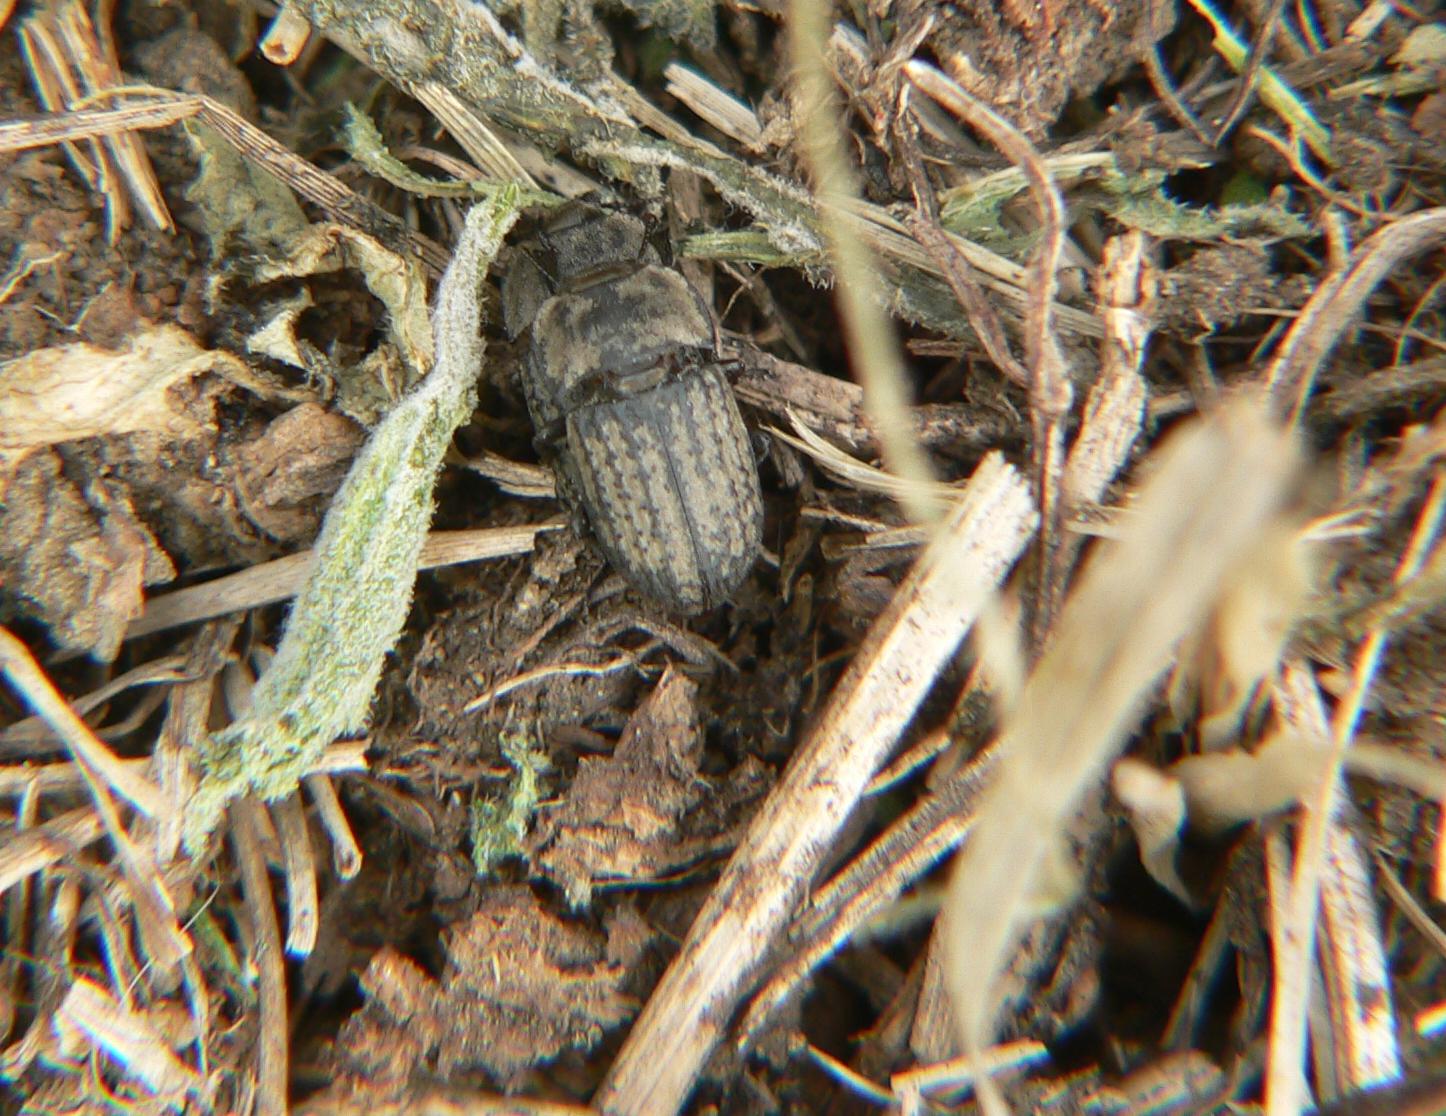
top-left (327, 885), bottom-right (652, 1091)
top-left (1, 0), bottom-right (1443, 1111)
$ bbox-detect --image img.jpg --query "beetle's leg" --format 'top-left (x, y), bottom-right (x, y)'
top-left (713, 356), bottom-right (745, 383)
top-left (532, 414), bottom-right (569, 456)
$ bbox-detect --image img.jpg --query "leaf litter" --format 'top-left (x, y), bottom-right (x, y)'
top-left (0, 0), bottom-right (1443, 1112)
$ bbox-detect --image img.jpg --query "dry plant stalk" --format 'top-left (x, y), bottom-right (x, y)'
top-left (0, 655), bottom-right (188, 752)
top-left (0, 628), bottom-right (162, 819)
top-left (1266, 208), bottom-right (1446, 422)
top-left (0, 627), bottom-right (192, 981)
top-left (1062, 231), bottom-right (1151, 513)
top-left (0, 741), bottom-right (364, 799)
top-left (662, 63), bottom-right (765, 152)
top-left (738, 739), bottom-right (1000, 1048)
top-left (272, 793), bottom-right (320, 957)
top-left (904, 58), bottom-right (1074, 637)
top-left (0, 807), bottom-right (103, 895)
top-left (942, 398), bottom-right (1300, 1116)
top-left (305, 773), bottom-right (363, 878)
top-left (1263, 475), bottom-right (1444, 1115)
top-left (53, 976), bottom-right (204, 1106)
top-left (124, 525), bottom-right (556, 642)
top-left (232, 796), bottom-right (289, 1116)
top-left (598, 453), bottom-right (1037, 1114)
top-left (16, 0), bottom-right (171, 240)
top-left (786, 0), bottom-right (938, 525)
top-left (0, 91), bottom-right (450, 274)
top-left (260, 3), bottom-right (313, 65)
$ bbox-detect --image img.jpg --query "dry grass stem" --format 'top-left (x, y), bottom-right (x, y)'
top-left (942, 399), bottom-right (1299, 1116)
top-left (127, 524), bottom-right (555, 642)
top-left (0, 87), bottom-right (451, 271)
top-left (806, 1044), bottom-right (896, 1105)
top-left (463, 654), bottom-right (640, 713)
top-left (0, 97), bottom-right (194, 149)
top-left (1317, 822), bottom-right (1401, 1097)
top-left (272, 792), bottom-right (320, 957)
top-left (1063, 232), bottom-right (1152, 510)
top-left (1264, 474), bottom-right (1445, 1114)
top-left (0, 741), bottom-right (365, 798)
top-left (232, 796), bottom-right (289, 1116)
top-left (414, 82), bottom-right (538, 190)
top-left (1209, 0), bottom-right (1291, 144)
top-left (53, 976), bottom-right (204, 1105)
top-left (1162, 866), bottom-right (1240, 1049)
top-left (1267, 208), bottom-right (1446, 421)
top-left (305, 773), bottom-right (363, 879)
top-left (891, 1039), bottom-right (1051, 1099)
top-left (865, 726), bottom-right (953, 795)
top-left (0, 627), bottom-right (162, 817)
top-left (734, 348), bottom-right (1009, 454)
top-left (259, 4), bottom-right (313, 66)
top-left (0, 654), bottom-right (188, 753)
top-left (1374, 854), bottom-right (1446, 963)
top-left (598, 454), bottom-right (1037, 1113)
top-left (903, 59), bottom-right (1075, 637)
top-left (463, 452), bottom-right (557, 499)
top-left (768, 410), bottom-right (960, 507)
top-left (662, 64), bottom-right (765, 151)
top-left (0, 807), bottom-right (104, 895)
top-left (17, 0), bottom-right (171, 238)
top-left (739, 741), bottom-right (1001, 1048)
top-left (787, 5), bottom-right (938, 526)
top-left (149, 621), bottom-right (239, 862)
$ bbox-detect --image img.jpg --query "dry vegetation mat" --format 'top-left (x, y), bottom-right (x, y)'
top-left (0, 0), bottom-right (1444, 1112)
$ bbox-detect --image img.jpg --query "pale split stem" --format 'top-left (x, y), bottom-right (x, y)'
top-left (596, 455), bottom-right (1036, 1114)
top-left (231, 797), bottom-right (289, 1116)
top-left (1265, 470), bottom-right (1445, 1115)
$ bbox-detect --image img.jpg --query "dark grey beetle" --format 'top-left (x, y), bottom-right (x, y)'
top-left (501, 207), bottom-right (763, 614)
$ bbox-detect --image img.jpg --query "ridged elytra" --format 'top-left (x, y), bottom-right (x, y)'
top-left (502, 208), bottom-right (763, 613)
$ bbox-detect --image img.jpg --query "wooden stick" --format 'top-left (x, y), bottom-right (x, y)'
top-left (596, 453), bottom-right (1036, 1114)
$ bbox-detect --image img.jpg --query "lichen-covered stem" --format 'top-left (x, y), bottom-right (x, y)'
top-left (186, 192), bottom-right (522, 848)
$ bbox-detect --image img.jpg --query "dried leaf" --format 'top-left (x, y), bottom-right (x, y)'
top-left (338, 886), bottom-right (651, 1084)
top-left (0, 323), bottom-right (237, 459)
top-left (942, 398), bottom-right (1300, 1115)
top-left (528, 668), bottom-right (761, 906)
top-left (0, 453), bottom-right (175, 659)
top-left (1112, 757), bottom-right (1191, 906)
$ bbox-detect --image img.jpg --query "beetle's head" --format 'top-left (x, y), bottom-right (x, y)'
top-left (544, 207), bottom-right (654, 283)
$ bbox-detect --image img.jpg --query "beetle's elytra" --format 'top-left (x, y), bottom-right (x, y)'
top-left (503, 208), bottom-right (763, 614)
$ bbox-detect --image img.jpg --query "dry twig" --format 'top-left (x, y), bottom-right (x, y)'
top-left (598, 454), bottom-right (1037, 1113)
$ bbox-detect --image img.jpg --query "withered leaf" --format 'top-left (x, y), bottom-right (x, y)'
top-left (336, 885), bottom-right (649, 1086)
top-left (527, 668), bottom-right (762, 907)
top-left (0, 451), bottom-right (174, 660)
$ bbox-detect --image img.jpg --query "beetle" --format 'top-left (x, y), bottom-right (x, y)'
top-left (502, 207), bottom-right (763, 614)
